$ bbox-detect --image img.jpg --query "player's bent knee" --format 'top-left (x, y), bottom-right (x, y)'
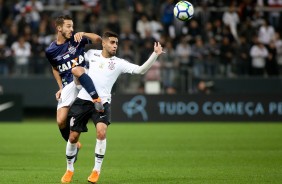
top-left (68, 135), bottom-right (78, 143)
top-left (96, 123), bottom-right (107, 140)
top-left (96, 130), bottom-right (106, 140)
top-left (71, 66), bottom-right (85, 77)
top-left (57, 108), bottom-right (69, 128)
top-left (57, 119), bottom-right (66, 129)
top-left (57, 117), bottom-right (66, 128)
top-left (69, 137), bottom-right (76, 143)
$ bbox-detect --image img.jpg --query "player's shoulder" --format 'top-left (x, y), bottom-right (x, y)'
top-left (111, 57), bottom-right (132, 68)
top-left (85, 49), bottom-right (102, 62)
top-left (45, 41), bottom-right (56, 54)
top-left (114, 56), bottom-right (129, 63)
top-left (86, 49), bottom-right (102, 56)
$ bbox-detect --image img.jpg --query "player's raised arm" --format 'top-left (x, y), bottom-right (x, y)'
top-left (133, 42), bottom-right (164, 74)
top-left (74, 32), bottom-right (102, 43)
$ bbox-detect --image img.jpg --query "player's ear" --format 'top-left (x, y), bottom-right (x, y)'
top-left (57, 25), bottom-right (62, 32)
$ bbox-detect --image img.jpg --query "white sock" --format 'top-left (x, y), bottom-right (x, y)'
top-left (93, 139), bottom-right (106, 172)
top-left (66, 140), bottom-right (77, 172)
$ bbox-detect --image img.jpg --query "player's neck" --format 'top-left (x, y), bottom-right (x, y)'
top-left (56, 34), bottom-right (67, 45)
top-left (101, 50), bottom-right (111, 58)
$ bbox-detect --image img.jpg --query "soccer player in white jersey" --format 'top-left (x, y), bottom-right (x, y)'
top-left (60, 31), bottom-right (164, 183)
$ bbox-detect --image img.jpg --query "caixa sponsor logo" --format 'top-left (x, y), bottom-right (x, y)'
top-left (122, 95), bottom-right (148, 121)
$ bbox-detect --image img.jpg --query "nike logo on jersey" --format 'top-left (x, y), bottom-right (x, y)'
top-left (57, 55), bottom-right (85, 72)
top-left (0, 101), bottom-right (14, 112)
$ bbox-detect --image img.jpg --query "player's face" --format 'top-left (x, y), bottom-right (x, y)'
top-left (103, 37), bottom-right (118, 57)
top-left (59, 20), bottom-right (74, 39)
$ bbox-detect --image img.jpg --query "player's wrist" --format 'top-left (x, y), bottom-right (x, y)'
top-left (153, 51), bottom-right (159, 56)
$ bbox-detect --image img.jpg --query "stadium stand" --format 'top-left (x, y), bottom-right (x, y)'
top-left (0, 0), bottom-right (281, 94)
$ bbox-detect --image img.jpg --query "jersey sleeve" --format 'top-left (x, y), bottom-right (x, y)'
top-left (119, 59), bottom-right (139, 74)
top-left (70, 32), bottom-right (92, 47)
top-left (45, 47), bottom-right (56, 68)
top-left (84, 49), bottom-right (96, 62)
top-left (80, 37), bottom-right (92, 47)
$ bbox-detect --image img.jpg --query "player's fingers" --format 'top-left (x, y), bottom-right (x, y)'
top-left (55, 94), bottom-right (59, 100)
top-left (159, 43), bottom-right (162, 50)
top-left (77, 34), bottom-right (82, 42)
top-left (57, 94), bottom-right (61, 100)
top-left (74, 33), bottom-right (82, 42)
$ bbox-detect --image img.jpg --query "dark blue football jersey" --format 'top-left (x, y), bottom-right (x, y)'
top-left (45, 34), bottom-right (91, 87)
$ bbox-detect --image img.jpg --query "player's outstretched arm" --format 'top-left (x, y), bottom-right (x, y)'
top-left (74, 32), bottom-right (102, 43)
top-left (133, 42), bottom-right (164, 74)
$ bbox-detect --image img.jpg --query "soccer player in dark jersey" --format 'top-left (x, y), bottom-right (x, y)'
top-left (45, 15), bottom-right (103, 151)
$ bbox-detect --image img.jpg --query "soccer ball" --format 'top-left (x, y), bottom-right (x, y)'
top-left (173, 1), bottom-right (194, 21)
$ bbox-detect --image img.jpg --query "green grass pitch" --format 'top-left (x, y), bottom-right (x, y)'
top-left (1, 121), bottom-right (282, 184)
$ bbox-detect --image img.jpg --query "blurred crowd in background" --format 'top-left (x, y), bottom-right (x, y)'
top-left (0, 0), bottom-right (282, 94)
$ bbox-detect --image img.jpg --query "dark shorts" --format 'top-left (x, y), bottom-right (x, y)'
top-left (67, 98), bottom-right (111, 133)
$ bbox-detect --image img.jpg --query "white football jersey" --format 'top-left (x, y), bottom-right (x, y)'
top-left (77, 49), bottom-right (139, 104)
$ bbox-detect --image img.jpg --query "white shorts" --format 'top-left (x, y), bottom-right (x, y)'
top-left (57, 81), bottom-right (79, 110)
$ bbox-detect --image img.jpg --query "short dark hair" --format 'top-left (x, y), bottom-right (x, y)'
top-left (55, 15), bottom-right (72, 27)
top-left (102, 31), bottom-right (118, 39)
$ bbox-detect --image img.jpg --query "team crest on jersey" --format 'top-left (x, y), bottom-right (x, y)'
top-left (68, 44), bottom-right (77, 55)
top-left (108, 61), bottom-right (115, 70)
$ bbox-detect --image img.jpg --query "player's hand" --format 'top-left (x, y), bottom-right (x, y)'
top-left (74, 32), bottom-right (85, 42)
top-left (154, 42), bottom-right (164, 55)
top-left (55, 89), bottom-right (62, 101)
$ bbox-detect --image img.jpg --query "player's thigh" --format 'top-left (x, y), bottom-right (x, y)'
top-left (92, 103), bottom-right (111, 130)
top-left (57, 107), bottom-right (69, 126)
top-left (69, 99), bottom-right (95, 133)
